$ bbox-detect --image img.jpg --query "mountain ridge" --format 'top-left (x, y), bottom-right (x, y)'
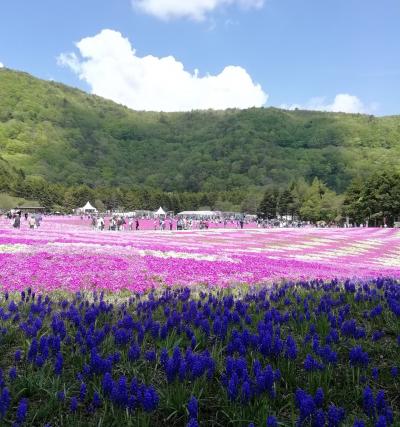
top-left (1, 67), bottom-right (400, 193)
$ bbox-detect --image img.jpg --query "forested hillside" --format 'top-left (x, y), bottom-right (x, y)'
top-left (1, 68), bottom-right (400, 193)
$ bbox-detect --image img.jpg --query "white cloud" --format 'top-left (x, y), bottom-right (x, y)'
top-left (57, 29), bottom-right (268, 112)
top-left (0, 62), bottom-right (4, 68)
top-left (132, 0), bottom-right (264, 21)
top-left (280, 94), bottom-right (374, 114)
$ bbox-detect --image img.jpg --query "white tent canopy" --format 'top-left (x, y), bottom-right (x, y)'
top-left (155, 207), bottom-right (166, 215)
top-left (80, 201), bottom-right (98, 212)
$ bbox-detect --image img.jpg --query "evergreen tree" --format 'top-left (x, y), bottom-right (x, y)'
top-left (278, 189), bottom-right (294, 218)
top-left (258, 187), bottom-right (280, 219)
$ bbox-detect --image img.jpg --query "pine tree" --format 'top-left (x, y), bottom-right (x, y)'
top-left (258, 187), bottom-right (279, 219)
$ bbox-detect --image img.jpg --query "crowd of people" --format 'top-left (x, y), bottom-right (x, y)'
top-left (89, 215), bottom-right (140, 231)
top-left (6, 210), bottom-right (43, 229)
top-left (257, 218), bottom-right (314, 228)
top-left (109, 215), bottom-right (353, 231)
top-left (85, 215), bottom-right (249, 231)
top-left (4, 210), bottom-right (385, 232)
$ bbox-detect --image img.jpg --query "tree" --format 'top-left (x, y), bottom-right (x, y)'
top-left (241, 193), bottom-right (263, 215)
top-left (258, 187), bottom-right (280, 219)
top-left (214, 199), bottom-right (239, 212)
top-left (345, 171), bottom-right (400, 226)
top-left (343, 178), bottom-right (367, 225)
top-left (300, 178), bottom-right (342, 223)
top-left (278, 189), bottom-right (294, 218)
top-left (64, 185), bottom-right (95, 210)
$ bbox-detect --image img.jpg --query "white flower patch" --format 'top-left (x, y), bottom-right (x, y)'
top-left (0, 244), bottom-right (32, 253)
top-left (293, 254), bottom-right (327, 261)
top-left (370, 257), bottom-right (400, 267)
top-left (309, 238), bottom-right (340, 244)
top-left (312, 248), bottom-right (367, 258)
top-left (48, 242), bottom-right (119, 251)
top-left (270, 244), bottom-right (317, 251)
top-left (136, 249), bottom-right (238, 263)
top-left (363, 239), bottom-right (387, 246)
top-left (330, 246), bottom-right (369, 255)
top-left (239, 247), bottom-right (282, 253)
top-left (297, 241), bottom-right (330, 248)
top-left (351, 242), bottom-right (383, 251)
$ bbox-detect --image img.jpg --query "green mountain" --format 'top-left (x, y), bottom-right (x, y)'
top-left (1, 68), bottom-right (400, 193)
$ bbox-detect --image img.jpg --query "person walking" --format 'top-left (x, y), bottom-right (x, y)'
top-left (35, 214), bottom-right (41, 228)
top-left (13, 214), bottom-right (21, 229)
top-left (29, 215), bottom-right (36, 229)
top-left (135, 219), bottom-right (139, 231)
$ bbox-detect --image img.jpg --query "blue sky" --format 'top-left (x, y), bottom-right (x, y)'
top-left (0, 0), bottom-right (399, 114)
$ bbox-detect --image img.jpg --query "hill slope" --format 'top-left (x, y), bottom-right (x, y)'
top-left (1, 68), bottom-right (400, 193)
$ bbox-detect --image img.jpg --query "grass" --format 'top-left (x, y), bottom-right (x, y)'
top-left (0, 193), bottom-right (39, 210)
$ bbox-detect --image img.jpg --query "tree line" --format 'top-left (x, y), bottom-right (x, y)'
top-left (2, 170), bottom-right (399, 226)
top-left (4, 174), bottom-right (250, 214)
top-left (258, 171), bottom-right (400, 225)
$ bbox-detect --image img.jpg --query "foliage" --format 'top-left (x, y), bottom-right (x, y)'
top-left (343, 171), bottom-right (400, 226)
top-left (2, 68), bottom-right (400, 222)
top-left (3, 176), bottom-right (254, 213)
top-left (257, 178), bottom-right (344, 222)
top-left (257, 187), bottom-right (280, 219)
top-left (0, 192), bottom-right (39, 210)
top-left (2, 69), bottom-right (400, 194)
top-left (0, 280), bottom-right (398, 426)
top-left (299, 178), bottom-right (344, 223)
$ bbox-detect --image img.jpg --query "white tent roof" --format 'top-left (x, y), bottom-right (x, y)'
top-left (81, 201), bottom-right (97, 211)
top-left (155, 207), bottom-right (166, 215)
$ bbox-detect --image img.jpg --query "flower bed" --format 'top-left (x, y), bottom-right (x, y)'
top-left (0, 280), bottom-right (398, 426)
top-left (0, 217), bottom-right (400, 292)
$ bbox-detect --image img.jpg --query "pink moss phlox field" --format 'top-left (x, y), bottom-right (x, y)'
top-left (1, 216), bottom-right (400, 292)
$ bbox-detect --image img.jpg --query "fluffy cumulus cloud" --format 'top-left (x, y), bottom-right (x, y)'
top-left (281, 94), bottom-right (372, 114)
top-left (132, 0), bottom-right (264, 21)
top-left (57, 29), bottom-right (267, 112)
top-left (0, 62), bottom-right (4, 68)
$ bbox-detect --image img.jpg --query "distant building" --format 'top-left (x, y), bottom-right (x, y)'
top-left (15, 206), bottom-right (46, 213)
top-left (177, 210), bottom-right (220, 219)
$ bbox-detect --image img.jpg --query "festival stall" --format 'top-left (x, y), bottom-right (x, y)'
top-left (77, 201), bottom-right (98, 215)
